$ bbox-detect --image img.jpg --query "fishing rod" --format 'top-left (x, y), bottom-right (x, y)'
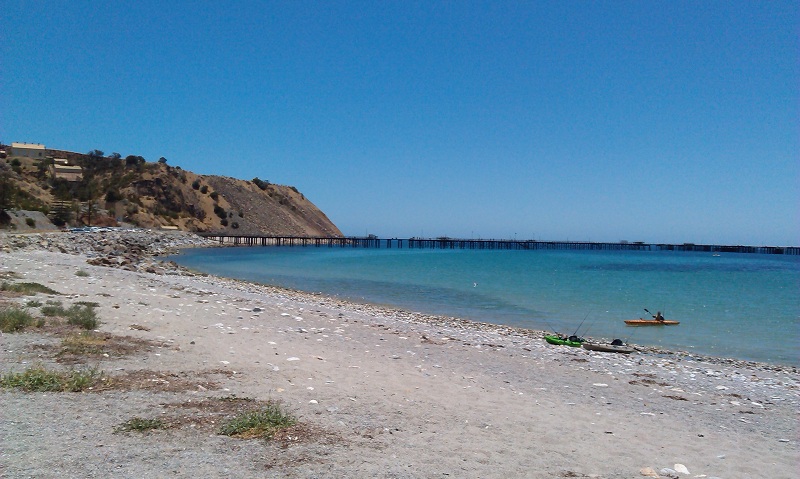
top-left (620, 312), bottom-right (644, 345)
top-left (572, 313), bottom-right (590, 337)
top-left (539, 317), bottom-right (564, 336)
top-left (579, 318), bottom-right (596, 340)
top-left (622, 326), bottom-right (637, 345)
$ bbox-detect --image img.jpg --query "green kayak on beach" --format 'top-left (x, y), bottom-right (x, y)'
top-left (544, 334), bottom-right (585, 347)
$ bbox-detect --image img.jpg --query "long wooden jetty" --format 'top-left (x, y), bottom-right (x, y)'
top-left (198, 235), bottom-right (799, 255)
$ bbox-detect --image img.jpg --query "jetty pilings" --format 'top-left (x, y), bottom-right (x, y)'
top-left (197, 235), bottom-right (799, 255)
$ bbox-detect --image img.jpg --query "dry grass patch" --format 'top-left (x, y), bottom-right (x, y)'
top-left (114, 395), bottom-right (338, 449)
top-left (162, 396), bottom-right (338, 446)
top-left (104, 369), bottom-right (224, 392)
top-left (114, 417), bottom-right (169, 434)
top-left (19, 320), bottom-right (162, 363)
top-left (56, 332), bottom-right (157, 364)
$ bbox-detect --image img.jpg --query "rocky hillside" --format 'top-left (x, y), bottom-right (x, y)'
top-left (0, 147), bottom-right (343, 237)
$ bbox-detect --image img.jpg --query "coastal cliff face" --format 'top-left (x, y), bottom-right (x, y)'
top-left (1, 148), bottom-right (343, 237)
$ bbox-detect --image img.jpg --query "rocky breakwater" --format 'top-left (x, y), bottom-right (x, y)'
top-left (0, 229), bottom-right (217, 274)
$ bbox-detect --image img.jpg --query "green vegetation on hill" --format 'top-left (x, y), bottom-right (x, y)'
top-left (0, 144), bottom-right (343, 236)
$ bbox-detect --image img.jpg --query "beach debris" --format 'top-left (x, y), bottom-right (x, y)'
top-left (287, 357), bottom-right (300, 361)
top-left (673, 463), bottom-right (689, 474)
top-left (639, 467), bottom-right (658, 477)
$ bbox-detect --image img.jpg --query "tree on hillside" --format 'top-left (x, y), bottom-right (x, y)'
top-left (109, 152), bottom-right (121, 160)
top-left (36, 158), bottom-right (52, 180)
top-left (252, 177), bottom-right (270, 190)
top-left (0, 163), bottom-right (16, 210)
top-left (88, 150), bottom-right (105, 158)
top-left (158, 157), bottom-right (167, 164)
top-left (76, 179), bottom-right (102, 226)
top-left (125, 155), bottom-right (146, 167)
top-left (50, 179), bottom-right (74, 226)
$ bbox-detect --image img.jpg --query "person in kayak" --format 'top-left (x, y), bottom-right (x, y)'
top-left (654, 311), bottom-right (665, 322)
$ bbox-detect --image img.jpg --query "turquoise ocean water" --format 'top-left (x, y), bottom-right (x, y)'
top-left (171, 247), bottom-right (800, 366)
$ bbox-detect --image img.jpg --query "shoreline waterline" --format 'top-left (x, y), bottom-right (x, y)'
top-left (170, 247), bottom-right (798, 372)
top-left (2, 229), bottom-right (795, 369)
top-left (2, 236), bottom-right (798, 477)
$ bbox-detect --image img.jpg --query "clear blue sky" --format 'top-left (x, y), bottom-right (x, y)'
top-left (2, 1), bottom-right (797, 245)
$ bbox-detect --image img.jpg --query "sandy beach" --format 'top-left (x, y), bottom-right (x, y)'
top-left (1, 232), bottom-right (797, 478)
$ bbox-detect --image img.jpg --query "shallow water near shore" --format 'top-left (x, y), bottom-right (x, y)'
top-left (171, 247), bottom-right (800, 366)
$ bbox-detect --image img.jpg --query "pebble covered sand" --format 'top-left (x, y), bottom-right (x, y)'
top-left (1, 230), bottom-right (797, 478)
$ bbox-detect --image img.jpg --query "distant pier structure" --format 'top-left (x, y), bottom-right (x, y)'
top-left (198, 235), bottom-right (799, 255)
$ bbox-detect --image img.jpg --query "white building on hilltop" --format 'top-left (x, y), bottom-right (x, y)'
top-left (9, 142), bottom-right (46, 159)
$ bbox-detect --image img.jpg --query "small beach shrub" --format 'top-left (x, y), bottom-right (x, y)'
top-left (114, 417), bottom-right (167, 433)
top-left (0, 307), bottom-right (34, 332)
top-left (41, 303), bottom-right (67, 317)
top-left (219, 402), bottom-right (296, 439)
top-left (66, 304), bottom-right (100, 330)
top-left (40, 303), bottom-right (100, 329)
top-left (25, 300), bottom-right (43, 308)
top-left (0, 365), bottom-right (103, 392)
top-left (75, 270), bottom-right (90, 277)
top-left (25, 218), bottom-right (36, 228)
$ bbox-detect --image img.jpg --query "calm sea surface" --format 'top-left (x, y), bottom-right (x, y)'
top-left (170, 247), bottom-right (800, 366)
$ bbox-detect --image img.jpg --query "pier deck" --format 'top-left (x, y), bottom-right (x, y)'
top-left (197, 235), bottom-right (798, 255)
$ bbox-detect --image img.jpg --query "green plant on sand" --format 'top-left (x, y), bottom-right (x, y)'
top-left (0, 282), bottom-right (61, 295)
top-left (114, 417), bottom-right (168, 433)
top-left (40, 303), bottom-right (100, 330)
top-left (218, 402), bottom-right (297, 439)
top-left (0, 365), bottom-right (104, 392)
top-left (0, 307), bottom-right (34, 332)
